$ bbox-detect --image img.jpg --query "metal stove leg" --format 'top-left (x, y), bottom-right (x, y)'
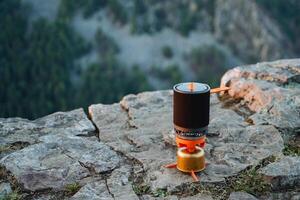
top-left (164, 162), bottom-right (177, 168)
top-left (191, 170), bottom-right (199, 182)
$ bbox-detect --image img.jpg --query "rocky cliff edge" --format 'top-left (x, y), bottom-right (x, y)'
top-left (0, 59), bottom-right (299, 200)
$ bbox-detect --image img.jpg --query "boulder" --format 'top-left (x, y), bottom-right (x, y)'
top-left (1, 136), bottom-right (120, 191)
top-left (260, 156), bottom-right (300, 190)
top-left (0, 109), bottom-right (120, 191)
top-left (0, 109), bottom-right (95, 147)
top-left (221, 59), bottom-right (300, 135)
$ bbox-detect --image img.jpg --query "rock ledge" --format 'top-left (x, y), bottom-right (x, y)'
top-left (1, 59), bottom-right (299, 199)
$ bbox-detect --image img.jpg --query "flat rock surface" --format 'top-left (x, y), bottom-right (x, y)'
top-left (0, 59), bottom-right (299, 199)
top-left (0, 109), bottom-right (121, 192)
top-left (1, 135), bottom-right (120, 191)
top-left (89, 91), bottom-right (284, 190)
top-left (0, 109), bottom-right (95, 147)
top-left (71, 165), bottom-right (138, 200)
top-left (88, 59), bottom-right (299, 198)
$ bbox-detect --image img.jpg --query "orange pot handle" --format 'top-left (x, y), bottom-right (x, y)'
top-left (210, 87), bottom-right (230, 94)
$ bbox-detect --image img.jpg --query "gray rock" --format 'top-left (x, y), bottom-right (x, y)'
top-left (70, 181), bottom-right (113, 200)
top-left (106, 165), bottom-right (139, 200)
top-left (142, 195), bottom-right (178, 200)
top-left (32, 194), bottom-right (52, 200)
top-left (200, 96), bottom-right (284, 183)
top-left (228, 192), bottom-right (258, 200)
top-left (221, 59), bottom-right (300, 134)
top-left (221, 60), bottom-right (300, 85)
top-left (0, 109), bottom-right (120, 191)
top-left (0, 136), bottom-right (120, 191)
top-left (262, 191), bottom-right (300, 200)
top-left (0, 182), bottom-right (12, 198)
top-left (71, 165), bottom-right (138, 200)
top-left (0, 109), bottom-right (95, 147)
top-left (142, 194), bottom-right (213, 200)
top-left (89, 90), bottom-right (284, 191)
top-left (181, 194), bottom-right (214, 200)
top-left (89, 91), bottom-right (187, 191)
top-left (260, 156), bottom-right (300, 190)
top-left (1, 59), bottom-right (299, 198)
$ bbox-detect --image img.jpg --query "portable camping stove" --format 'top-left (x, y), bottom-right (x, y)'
top-left (165, 82), bottom-right (230, 181)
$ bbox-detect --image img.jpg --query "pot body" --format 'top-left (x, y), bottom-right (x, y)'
top-left (173, 82), bottom-right (210, 140)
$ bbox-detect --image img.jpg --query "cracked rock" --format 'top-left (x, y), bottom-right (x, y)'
top-left (89, 90), bottom-right (284, 191)
top-left (0, 109), bottom-right (120, 191)
top-left (1, 59), bottom-right (299, 199)
top-left (71, 165), bottom-right (138, 200)
top-left (70, 181), bottom-right (113, 200)
top-left (0, 136), bottom-right (120, 191)
top-left (0, 109), bottom-right (95, 147)
top-left (106, 165), bottom-right (139, 200)
top-left (260, 156), bottom-right (300, 190)
top-left (221, 59), bottom-right (300, 134)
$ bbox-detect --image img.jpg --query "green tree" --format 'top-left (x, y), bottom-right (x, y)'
top-left (95, 28), bottom-right (119, 57)
top-left (77, 58), bottom-right (152, 108)
top-left (0, 0), bottom-right (29, 118)
top-left (0, 0), bottom-right (88, 119)
top-left (256, 0), bottom-right (300, 52)
top-left (161, 46), bottom-right (173, 59)
top-left (0, 0), bottom-right (154, 119)
top-left (187, 45), bottom-right (227, 87)
top-left (150, 64), bottom-right (183, 87)
top-left (58, 0), bottom-right (107, 21)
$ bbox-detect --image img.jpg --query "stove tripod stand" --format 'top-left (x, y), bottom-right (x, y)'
top-left (164, 162), bottom-right (200, 182)
top-left (164, 161), bottom-right (210, 182)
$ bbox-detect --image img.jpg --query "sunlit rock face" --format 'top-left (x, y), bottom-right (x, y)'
top-left (0, 59), bottom-right (299, 199)
top-left (221, 59), bottom-right (300, 134)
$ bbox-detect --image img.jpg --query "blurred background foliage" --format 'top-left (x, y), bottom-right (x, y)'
top-left (256, 0), bottom-right (300, 53)
top-left (0, 0), bottom-right (150, 119)
top-left (0, 0), bottom-right (299, 119)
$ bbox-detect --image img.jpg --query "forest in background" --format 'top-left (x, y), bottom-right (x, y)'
top-left (1, 0), bottom-right (299, 119)
top-left (0, 0), bottom-right (151, 119)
